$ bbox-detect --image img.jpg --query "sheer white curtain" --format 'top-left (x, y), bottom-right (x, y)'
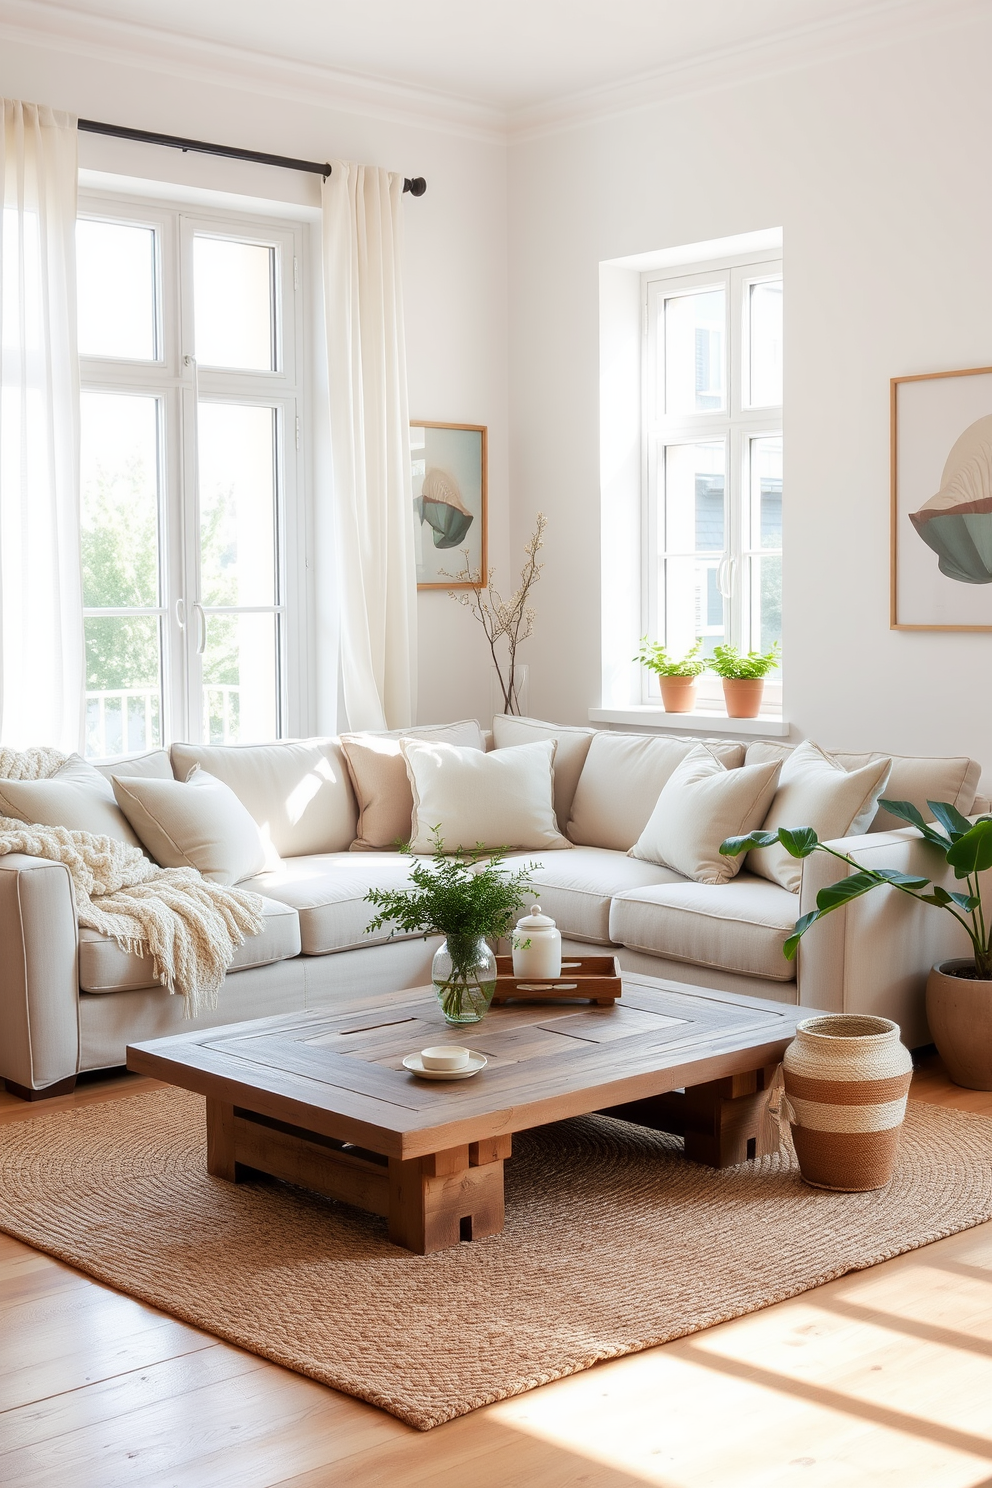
top-left (0, 100), bottom-right (82, 750)
top-left (321, 162), bottom-right (416, 731)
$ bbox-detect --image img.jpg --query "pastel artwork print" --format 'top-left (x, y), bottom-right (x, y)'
top-left (412, 423), bottom-right (487, 589)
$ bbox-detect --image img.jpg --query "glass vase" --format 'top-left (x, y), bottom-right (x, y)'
top-left (432, 935), bottom-right (497, 1025)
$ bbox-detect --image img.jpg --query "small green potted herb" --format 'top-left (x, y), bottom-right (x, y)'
top-left (634, 637), bottom-right (706, 713)
top-left (708, 641), bottom-right (781, 718)
top-left (365, 831), bottom-right (537, 1025)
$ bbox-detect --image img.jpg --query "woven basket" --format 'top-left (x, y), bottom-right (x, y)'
top-left (782, 1014), bottom-right (913, 1191)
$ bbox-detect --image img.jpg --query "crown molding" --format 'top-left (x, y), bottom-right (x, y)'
top-left (0, 0), bottom-right (507, 144)
top-left (508, 0), bottom-right (990, 141)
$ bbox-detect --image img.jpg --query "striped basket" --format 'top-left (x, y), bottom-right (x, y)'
top-left (782, 1014), bottom-right (913, 1191)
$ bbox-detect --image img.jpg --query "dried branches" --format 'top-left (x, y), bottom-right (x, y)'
top-left (443, 513), bottom-right (547, 715)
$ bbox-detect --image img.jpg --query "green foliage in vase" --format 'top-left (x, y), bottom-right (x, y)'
top-left (364, 830), bottom-right (537, 944)
top-left (709, 641), bottom-right (781, 680)
top-left (721, 799), bottom-right (992, 975)
top-left (633, 637), bottom-right (706, 678)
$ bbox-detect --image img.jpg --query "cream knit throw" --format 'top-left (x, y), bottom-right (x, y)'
top-left (0, 749), bottom-right (264, 1018)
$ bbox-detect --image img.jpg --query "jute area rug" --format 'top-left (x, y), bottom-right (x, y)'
top-left (1, 1088), bottom-right (991, 1430)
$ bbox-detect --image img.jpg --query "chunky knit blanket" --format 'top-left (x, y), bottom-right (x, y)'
top-left (0, 749), bottom-right (264, 1018)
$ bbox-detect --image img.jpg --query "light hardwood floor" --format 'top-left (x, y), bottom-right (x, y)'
top-left (0, 1056), bottom-right (990, 1487)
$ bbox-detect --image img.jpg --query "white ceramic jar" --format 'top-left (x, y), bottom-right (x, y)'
top-left (511, 906), bottom-right (562, 979)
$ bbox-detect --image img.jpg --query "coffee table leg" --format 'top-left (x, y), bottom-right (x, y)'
top-left (206, 1098), bottom-right (237, 1181)
top-left (600, 1066), bottom-right (779, 1169)
top-left (387, 1135), bottom-right (511, 1254)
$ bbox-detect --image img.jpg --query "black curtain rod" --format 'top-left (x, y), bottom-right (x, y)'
top-left (78, 119), bottom-right (428, 196)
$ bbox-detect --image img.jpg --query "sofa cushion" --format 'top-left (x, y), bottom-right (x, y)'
top-left (402, 738), bottom-right (571, 853)
top-left (748, 741), bottom-right (891, 892)
top-left (746, 741), bottom-right (981, 833)
top-left (341, 719), bottom-right (485, 850)
top-left (567, 732), bottom-right (746, 851)
top-left (609, 874), bottom-right (799, 982)
top-left (112, 769), bottom-right (271, 884)
top-left (243, 853), bottom-right (426, 955)
top-left (169, 738), bottom-right (357, 857)
top-left (497, 846), bottom-right (685, 945)
top-left (629, 746), bottom-right (782, 885)
top-left (491, 714), bottom-right (594, 829)
top-left (94, 750), bottom-right (173, 782)
top-left (0, 754), bottom-right (144, 849)
top-left (78, 894), bottom-right (302, 994)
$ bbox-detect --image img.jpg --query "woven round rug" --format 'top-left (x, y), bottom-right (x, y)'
top-left (1, 1089), bottom-right (990, 1429)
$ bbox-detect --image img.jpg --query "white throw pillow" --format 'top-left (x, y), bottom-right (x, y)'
top-left (748, 741), bottom-right (892, 892)
top-left (629, 745), bottom-right (782, 885)
top-left (112, 768), bottom-right (272, 884)
top-left (0, 754), bottom-right (144, 848)
top-left (568, 731), bottom-right (746, 852)
top-left (491, 714), bottom-right (594, 830)
top-left (401, 738), bottom-right (572, 854)
top-left (340, 720), bottom-right (486, 850)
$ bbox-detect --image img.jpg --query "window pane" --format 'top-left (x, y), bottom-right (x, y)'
top-left (77, 220), bottom-right (156, 360)
top-left (749, 280), bottom-right (783, 407)
top-left (193, 236), bottom-right (275, 370)
top-left (664, 442), bottom-right (725, 553)
top-left (750, 436), bottom-right (782, 550)
top-left (751, 554), bottom-right (782, 656)
top-left (81, 392), bottom-right (160, 609)
top-left (198, 403), bottom-right (277, 608)
top-left (664, 289), bottom-right (725, 414)
top-left (202, 611), bottom-right (278, 745)
top-left (85, 616), bottom-right (162, 757)
top-left (663, 556), bottom-right (725, 659)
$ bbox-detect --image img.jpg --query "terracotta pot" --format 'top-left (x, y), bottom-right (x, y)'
top-left (782, 1014), bottom-right (913, 1191)
top-left (659, 676), bottom-right (697, 713)
top-left (926, 959), bottom-right (992, 1090)
top-left (722, 677), bottom-right (765, 718)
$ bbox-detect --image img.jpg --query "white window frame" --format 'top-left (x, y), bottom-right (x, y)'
top-left (642, 249), bottom-right (782, 712)
top-left (78, 190), bottom-right (308, 751)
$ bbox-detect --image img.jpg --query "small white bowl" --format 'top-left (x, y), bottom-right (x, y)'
top-left (421, 1045), bottom-right (471, 1072)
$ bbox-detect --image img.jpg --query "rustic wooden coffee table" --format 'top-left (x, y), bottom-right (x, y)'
top-left (127, 976), bottom-right (816, 1254)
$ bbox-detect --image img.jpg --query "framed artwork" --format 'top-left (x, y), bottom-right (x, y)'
top-left (411, 422), bottom-right (487, 590)
top-left (891, 365), bottom-right (992, 630)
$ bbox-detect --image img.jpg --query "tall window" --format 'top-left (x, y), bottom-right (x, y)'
top-left (76, 196), bottom-right (304, 757)
top-left (643, 255), bottom-right (782, 708)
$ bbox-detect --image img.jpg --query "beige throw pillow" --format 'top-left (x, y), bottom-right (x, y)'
top-left (340, 720), bottom-right (486, 850)
top-left (749, 741), bottom-right (892, 892)
top-left (629, 745), bottom-right (782, 885)
top-left (401, 738), bottom-right (571, 854)
top-left (0, 754), bottom-right (144, 848)
top-left (112, 769), bottom-right (271, 884)
top-left (491, 714), bottom-right (594, 829)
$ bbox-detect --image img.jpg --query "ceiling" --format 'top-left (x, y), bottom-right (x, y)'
top-left (22, 0), bottom-right (928, 116)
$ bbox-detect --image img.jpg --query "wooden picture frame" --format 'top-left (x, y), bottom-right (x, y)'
top-left (891, 365), bottom-right (992, 631)
top-left (411, 421), bottom-right (488, 591)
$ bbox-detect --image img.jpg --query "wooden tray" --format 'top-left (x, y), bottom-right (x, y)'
top-left (491, 954), bottom-right (622, 1005)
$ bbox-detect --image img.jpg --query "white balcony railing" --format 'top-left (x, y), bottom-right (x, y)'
top-left (85, 684), bottom-right (242, 757)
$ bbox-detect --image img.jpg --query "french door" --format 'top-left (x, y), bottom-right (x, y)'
top-left (77, 196), bottom-right (305, 757)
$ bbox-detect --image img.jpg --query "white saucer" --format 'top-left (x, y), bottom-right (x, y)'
top-left (402, 1051), bottom-right (488, 1080)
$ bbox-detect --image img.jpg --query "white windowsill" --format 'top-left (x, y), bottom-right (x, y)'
top-left (589, 706), bottom-right (790, 738)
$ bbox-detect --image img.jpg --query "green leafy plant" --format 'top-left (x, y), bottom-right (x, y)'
top-left (709, 641), bottom-right (781, 680)
top-left (721, 798), bottom-right (992, 974)
top-left (365, 831), bottom-right (537, 1020)
top-left (634, 637), bottom-right (707, 678)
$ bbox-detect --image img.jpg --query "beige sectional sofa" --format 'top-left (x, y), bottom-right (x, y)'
top-left (0, 719), bottom-right (985, 1097)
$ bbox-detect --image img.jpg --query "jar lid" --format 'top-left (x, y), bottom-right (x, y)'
top-left (517, 905), bottom-right (556, 929)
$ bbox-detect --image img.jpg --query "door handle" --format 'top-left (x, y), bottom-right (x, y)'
top-left (175, 597), bottom-right (186, 631)
top-left (191, 602), bottom-right (206, 655)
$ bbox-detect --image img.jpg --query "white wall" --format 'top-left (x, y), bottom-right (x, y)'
top-left (0, 33), bottom-right (508, 730)
top-left (509, 8), bottom-right (992, 776)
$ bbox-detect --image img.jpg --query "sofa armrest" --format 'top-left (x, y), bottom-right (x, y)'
top-left (0, 854), bottom-right (80, 1091)
top-left (796, 826), bottom-right (968, 1048)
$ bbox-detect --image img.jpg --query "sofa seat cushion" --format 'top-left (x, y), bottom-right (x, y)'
top-left (498, 847), bottom-right (686, 945)
top-left (243, 853), bottom-right (424, 955)
top-left (609, 873), bottom-right (799, 982)
top-left (79, 895), bottom-right (302, 994)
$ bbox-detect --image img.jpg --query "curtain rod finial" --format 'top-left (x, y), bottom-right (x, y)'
top-left (404, 177), bottom-right (427, 197)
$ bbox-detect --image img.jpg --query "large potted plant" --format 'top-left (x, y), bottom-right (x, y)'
top-left (709, 641), bottom-right (781, 718)
top-left (365, 833), bottom-right (536, 1025)
top-left (721, 799), bottom-right (992, 1089)
top-left (634, 637), bottom-right (706, 713)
